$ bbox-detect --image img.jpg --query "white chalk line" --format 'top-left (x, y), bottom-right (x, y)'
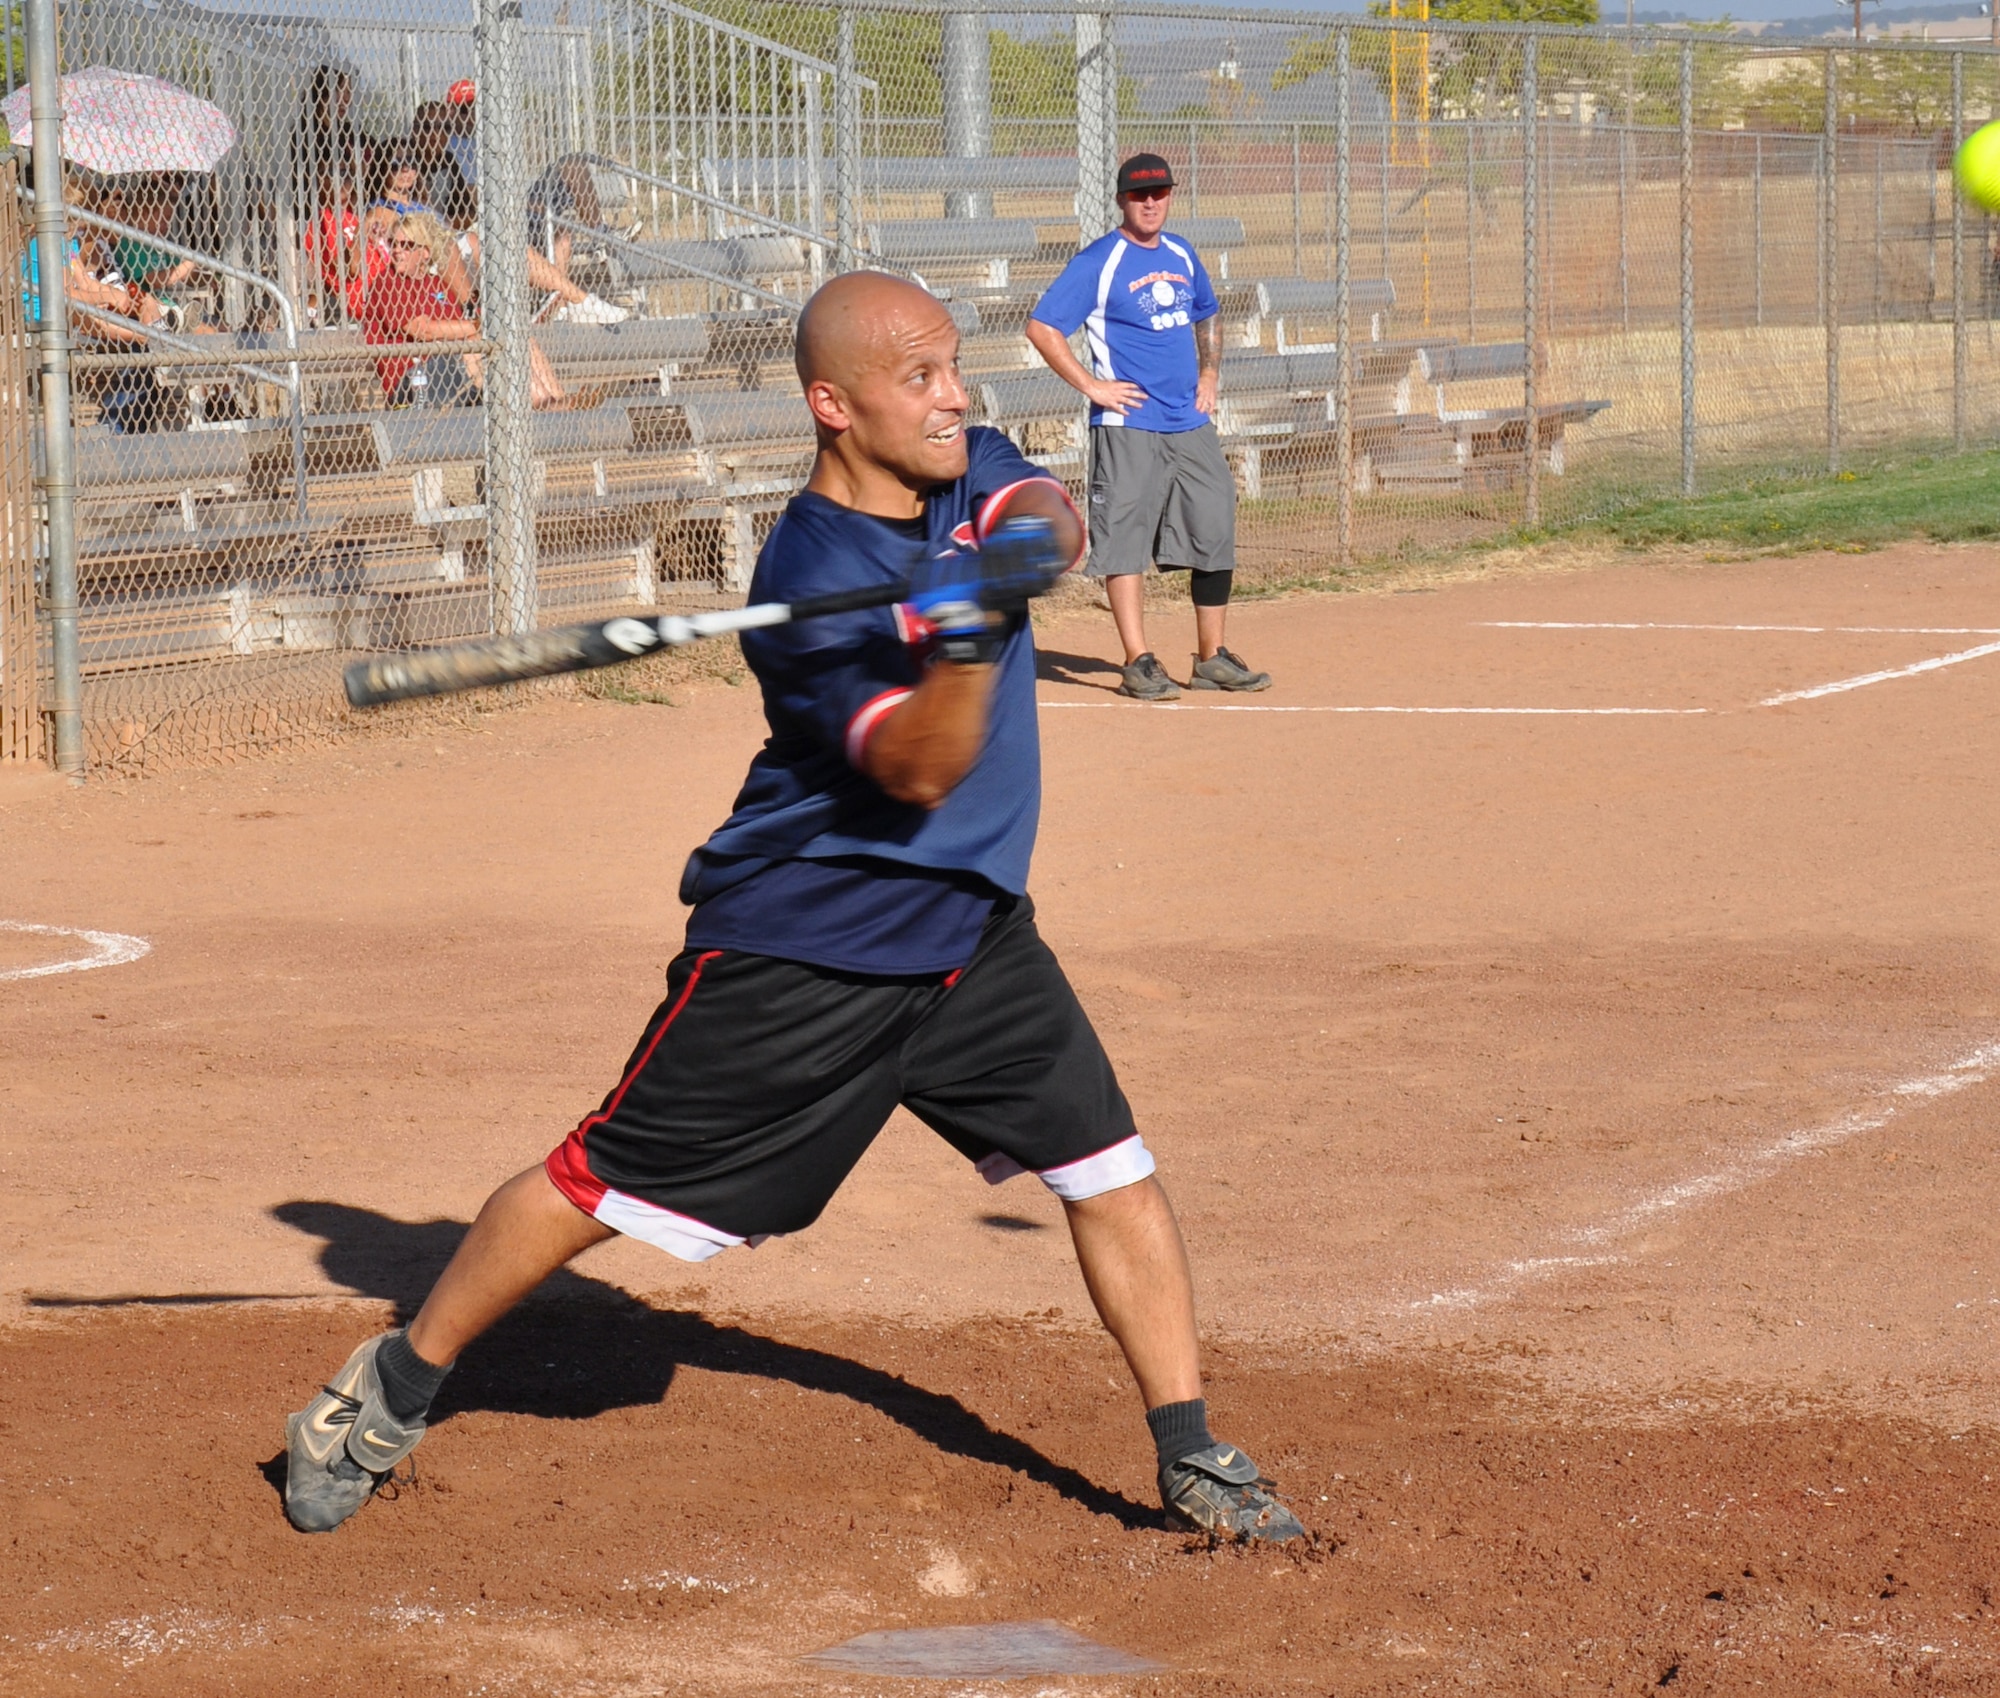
top-left (1760, 637), bottom-right (2000, 706)
top-left (1482, 621), bottom-right (2000, 635)
top-left (1414, 1040), bottom-right (2000, 1315)
top-left (0, 920), bottom-right (151, 983)
top-left (1038, 701), bottom-right (1707, 716)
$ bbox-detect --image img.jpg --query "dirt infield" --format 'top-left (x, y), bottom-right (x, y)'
top-left (6, 541), bottom-right (2000, 1695)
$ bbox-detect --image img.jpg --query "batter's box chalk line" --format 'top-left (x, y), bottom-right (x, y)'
top-left (1414, 1040), bottom-right (2000, 1315)
top-left (0, 920), bottom-right (152, 983)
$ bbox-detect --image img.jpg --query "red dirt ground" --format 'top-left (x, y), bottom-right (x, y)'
top-left (6, 541), bottom-right (2000, 1695)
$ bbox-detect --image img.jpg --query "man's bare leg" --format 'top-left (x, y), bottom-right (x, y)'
top-left (285, 1166), bottom-right (611, 1531)
top-left (1062, 1176), bottom-right (1201, 1407)
top-left (406, 1166), bottom-right (612, 1366)
top-left (1065, 1175), bottom-right (1304, 1540)
top-left (1106, 573), bottom-right (1151, 666)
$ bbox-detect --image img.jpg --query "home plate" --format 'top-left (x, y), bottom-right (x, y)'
top-left (803, 1620), bottom-right (1162, 1678)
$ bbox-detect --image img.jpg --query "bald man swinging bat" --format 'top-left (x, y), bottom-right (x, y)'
top-left (282, 273), bottom-right (1305, 1546)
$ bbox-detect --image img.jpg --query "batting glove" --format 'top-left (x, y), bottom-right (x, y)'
top-left (974, 513), bottom-right (1071, 609)
top-left (900, 515), bottom-right (1069, 666)
top-left (903, 562), bottom-right (1005, 665)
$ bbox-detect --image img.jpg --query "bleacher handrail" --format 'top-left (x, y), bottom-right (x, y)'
top-left (626, 0), bottom-right (874, 88)
top-left (50, 200), bottom-right (309, 521)
top-left (577, 154), bottom-right (924, 286)
top-left (549, 211), bottom-right (799, 314)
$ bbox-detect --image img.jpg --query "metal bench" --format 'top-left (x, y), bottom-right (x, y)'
top-left (534, 316), bottom-right (716, 392)
top-left (1244, 277), bottom-right (1398, 350)
top-left (1163, 217), bottom-right (1246, 282)
top-left (608, 234), bottom-right (811, 292)
top-left (867, 218), bottom-right (1042, 291)
top-left (1386, 342), bottom-right (1611, 488)
top-left (703, 155), bottom-right (1079, 203)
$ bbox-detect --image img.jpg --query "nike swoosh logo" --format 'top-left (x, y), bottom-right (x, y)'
top-left (1214, 1449), bottom-right (1237, 1467)
top-left (308, 1404), bottom-right (347, 1437)
top-left (360, 1428), bottom-right (400, 1451)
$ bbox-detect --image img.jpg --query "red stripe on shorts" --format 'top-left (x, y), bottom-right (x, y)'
top-left (545, 949), bottom-right (723, 1215)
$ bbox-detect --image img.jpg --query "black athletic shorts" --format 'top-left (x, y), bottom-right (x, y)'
top-left (544, 897), bottom-right (1149, 1260)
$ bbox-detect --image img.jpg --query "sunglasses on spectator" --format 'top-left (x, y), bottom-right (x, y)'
top-left (1124, 187), bottom-right (1172, 201)
top-left (391, 238), bottom-right (429, 252)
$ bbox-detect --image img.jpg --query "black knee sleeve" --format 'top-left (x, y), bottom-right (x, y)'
top-left (1189, 568), bottom-right (1234, 608)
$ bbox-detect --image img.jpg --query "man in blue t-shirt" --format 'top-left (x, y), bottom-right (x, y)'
top-left (1029, 154), bottom-right (1272, 701)
top-left (281, 271), bottom-right (1304, 1548)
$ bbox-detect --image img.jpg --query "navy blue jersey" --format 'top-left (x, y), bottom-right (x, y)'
top-left (1030, 230), bottom-right (1219, 434)
top-left (681, 426), bottom-right (1064, 974)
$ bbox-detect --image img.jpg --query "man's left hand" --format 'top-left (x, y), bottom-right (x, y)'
top-left (1196, 371), bottom-right (1219, 417)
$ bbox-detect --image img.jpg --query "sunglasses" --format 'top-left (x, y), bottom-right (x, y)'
top-left (1124, 186), bottom-right (1172, 202)
top-left (391, 238), bottom-right (429, 251)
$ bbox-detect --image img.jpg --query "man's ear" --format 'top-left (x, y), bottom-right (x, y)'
top-left (804, 378), bottom-right (850, 436)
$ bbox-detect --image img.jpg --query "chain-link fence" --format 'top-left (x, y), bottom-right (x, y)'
top-left (3, 0), bottom-right (1997, 770)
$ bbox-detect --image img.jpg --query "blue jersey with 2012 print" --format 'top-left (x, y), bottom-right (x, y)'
top-left (1030, 229), bottom-right (1220, 434)
top-left (678, 427), bottom-right (1061, 977)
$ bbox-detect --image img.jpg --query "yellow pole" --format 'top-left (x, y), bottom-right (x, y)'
top-left (1419, 0), bottom-right (1431, 327)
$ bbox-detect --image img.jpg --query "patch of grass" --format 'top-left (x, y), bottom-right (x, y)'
top-left (1580, 452), bottom-right (2000, 554)
top-left (583, 676), bottom-right (676, 708)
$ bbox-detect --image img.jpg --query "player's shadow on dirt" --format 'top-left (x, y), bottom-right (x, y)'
top-left (271, 1200), bottom-right (1157, 1529)
top-left (1034, 648), bottom-right (1124, 692)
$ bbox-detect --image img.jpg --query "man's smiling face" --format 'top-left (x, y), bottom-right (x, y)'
top-left (820, 293), bottom-right (971, 487)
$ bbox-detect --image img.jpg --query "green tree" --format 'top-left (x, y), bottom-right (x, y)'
top-left (1745, 48), bottom-right (1952, 136)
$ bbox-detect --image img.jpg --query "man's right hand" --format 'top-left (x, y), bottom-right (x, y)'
top-left (1084, 377), bottom-right (1149, 416)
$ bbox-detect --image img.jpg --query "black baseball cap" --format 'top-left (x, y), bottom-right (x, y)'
top-left (1116, 153), bottom-right (1175, 195)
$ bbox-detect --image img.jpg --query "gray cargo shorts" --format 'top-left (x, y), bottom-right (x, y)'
top-left (1085, 420), bottom-right (1237, 579)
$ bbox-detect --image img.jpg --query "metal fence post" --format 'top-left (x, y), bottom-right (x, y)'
top-left (1291, 122), bottom-right (1303, 276)
top-left (1466, 116), bottom-right (1477, 337)
top-left (1824, 48), bottom-right (1840, 475)
top-left (1753, 131), bottom-right (1763, 328)
top-left (1872, 138), bottom-right (1883, 324)
top-left (941, 11), bottom-right (993, 221)
top-left (479, 0), bottom-right (537, 638)
top-left (1522, 34), bottom-right (1539, 530)
top-left (1953, 51), bottom-right (1966, 451)
top-left (1334, 26), bottom-right (1353, 569)
top-left (1076, 10), bottom-right (1117, 240)
top-left (1379, 114), bottom-right (1390, 274)
top-left (803, 69), bottom-right (825, 285)
top-left (1679, 37), bottom-right (1695, 498)
top-left (1619, 38), bottom-right (1631, 333)
top-left (835, 2), bottom-right (858, 271)
top-left (26, 0), bottom-right (80, 774)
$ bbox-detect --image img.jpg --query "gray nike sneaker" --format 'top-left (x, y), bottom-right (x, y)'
top-left (284, 1334), bottom-right (427, 1533)
top-left (1118, 652), bottom-right (1182, 701)
top-left (1160, 1441), bottom-right (1307, 1543)
top-left (1187, 647), bottom-right (1272, 693)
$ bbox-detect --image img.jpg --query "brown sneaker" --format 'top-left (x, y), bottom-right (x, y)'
top-left (1187, 647), bottom-right (1272, 693)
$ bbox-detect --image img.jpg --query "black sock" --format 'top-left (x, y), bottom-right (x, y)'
top-left (374, 1329), bottom-right (451, 1424)
top-left (1146, 1398), bottom-right (1215, 1469)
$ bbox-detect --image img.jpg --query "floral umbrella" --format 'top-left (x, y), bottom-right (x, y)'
top-left (1, 67), bottom-right (237, 175)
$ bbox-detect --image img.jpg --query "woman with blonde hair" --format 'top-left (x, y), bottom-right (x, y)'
top-left (361, 211), bottom-right (568, 408)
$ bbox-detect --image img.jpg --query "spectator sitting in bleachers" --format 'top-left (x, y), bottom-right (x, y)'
top-left (111, 174), bottom-right (199, 295)
top-left (433, 84), bottom-right (620, 324)
top-left (437, 81), bottom-right (479, 222)
top-left (303, 173), bottom-right (388, 322)
top-left (292, 66), bottom-right (375, 204)
top-left (447, 198), bottom-right (626, 325)
top-left (362, 211), bottom-right (575, 410)
top-left (408, 101), bottom-right (460, 220)
top-left (65, 180), bottom-right (184, 433)
top-left (372, 145), bottom-right (436, 219)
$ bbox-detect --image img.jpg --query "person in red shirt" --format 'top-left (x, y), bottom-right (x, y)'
top-left (363, 211), bottom-right (574, 408)
top-left (360, 213), bottom-right (479, 405)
